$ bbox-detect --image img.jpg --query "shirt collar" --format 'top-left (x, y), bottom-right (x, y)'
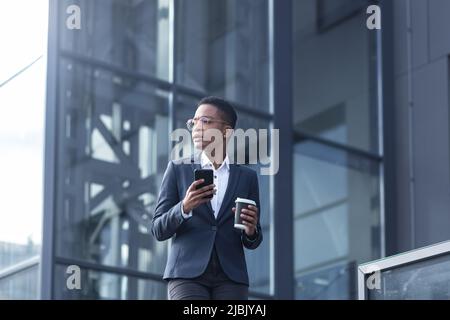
top-left (201, 152), bottom-right (230, 171)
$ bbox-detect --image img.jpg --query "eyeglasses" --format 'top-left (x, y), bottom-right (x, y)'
top-left (186, 116), bottom-right (229, 131)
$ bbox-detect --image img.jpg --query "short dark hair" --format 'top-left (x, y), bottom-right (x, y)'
top-left (197, 96), bottom-right (237, 129)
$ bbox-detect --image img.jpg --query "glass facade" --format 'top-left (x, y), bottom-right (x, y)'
top-left (295, 261), bottom-right (357, 299)
top-left (42, 0), bottom-right (386, 300)
top-left (54, 264), bottom-right (167, 299)
top-left (46, 0), bottom-right (273, 299)
top-left (60, 0), bottom-right (171, 80)
top-left (293, 141), bottom-right (381, 299)
top-left (176, 0), bottom-right (269, 110)
top-left (55, 57), bottom-right (170, 276)
top-left (293, 0), bottom-right (379, 153)
top-left (292, 0), bottom-right (382, 299)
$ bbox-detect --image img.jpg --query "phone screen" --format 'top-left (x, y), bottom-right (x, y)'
top-left (194, 169), bottom-right (214, 199)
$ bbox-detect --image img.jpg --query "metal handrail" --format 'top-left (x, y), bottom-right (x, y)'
top-left (0, 256), bottom-right (40, 280)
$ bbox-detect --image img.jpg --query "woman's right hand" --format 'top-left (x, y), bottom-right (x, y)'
top-left (182, 179), bottom-right (216, 213)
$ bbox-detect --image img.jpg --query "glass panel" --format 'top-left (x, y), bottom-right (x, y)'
top-left (293, 140), bottom-right (381, 299)
top-left (60, 0), bottom-right (171, 80)
top-left (318, 0), bottom-right (368, 30)
top-left (176, 0), bottom-right (270, 111)
top-left (293, 0), bottom-right (379, 153)
top-left (55, 58), bottom-right (170, 275)
top-left (245, 163), bottom-right (271, 295)
top-left (295, 261), bottom-right (356, 300)
top-left (0, 264), bottom-right (39, 300)
top-left (237, 113), bottom-right (272, 294)
top-left (368, 254), bottom-right (450, 300)
top-left (241, 112), bottom-right (273, 294)
top-left (54, 264), bottom-right (167, 299)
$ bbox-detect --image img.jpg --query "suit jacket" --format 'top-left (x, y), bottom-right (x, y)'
top-left (151, 155), bottom-right (263, 285)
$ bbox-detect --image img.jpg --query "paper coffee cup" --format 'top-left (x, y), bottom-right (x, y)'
top-left (234, 197), bottom-right (256, 230)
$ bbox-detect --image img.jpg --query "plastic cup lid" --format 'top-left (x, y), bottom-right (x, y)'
top-left (235, 197), bottom-right (256, 206)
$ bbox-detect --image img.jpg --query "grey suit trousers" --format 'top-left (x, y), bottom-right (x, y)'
top-left (167, 246), bottom-right (249, 300)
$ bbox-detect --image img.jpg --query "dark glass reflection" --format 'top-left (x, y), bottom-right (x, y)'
top-left (296, 261), bottom-right (357, 300)
top-left (293, 139), bottom-right (381, 299)
top-left (293, 0), bottom-right (379, 152)
top-left (60, 0), bottom-right (171, 80)
top-left (55, 58), bottom-right (170, 275)
top-left (54, 264), bottom-right (167, 299)
top-left (176, 0), bottom-right (270, 111)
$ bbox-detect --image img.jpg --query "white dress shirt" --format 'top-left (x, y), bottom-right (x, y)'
top-left (182, 152), bottom-right (230, 219)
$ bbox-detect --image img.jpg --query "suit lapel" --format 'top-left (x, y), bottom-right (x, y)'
top-left (217, 164), bottom-right (241, 222)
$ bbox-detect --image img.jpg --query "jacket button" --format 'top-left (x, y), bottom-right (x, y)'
top-left (211, 226), bottom-right (217, 231)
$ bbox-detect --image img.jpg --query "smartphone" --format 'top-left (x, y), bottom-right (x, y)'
top-left (194, 169), bottom-right (214, 199)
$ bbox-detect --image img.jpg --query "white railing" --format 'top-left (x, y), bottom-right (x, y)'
top-left (0, 255), bottom-right (40, 300)
top-left (0, 255), bottom-right (40, 280)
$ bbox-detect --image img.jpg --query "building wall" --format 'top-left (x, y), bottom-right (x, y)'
top-left (393, 0), bottom-right (450, 252)
top-left (292, 0), bottom-right (382, 299)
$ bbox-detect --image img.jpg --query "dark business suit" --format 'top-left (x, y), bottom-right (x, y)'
top-left (151, 155), bottom-right (262, 299)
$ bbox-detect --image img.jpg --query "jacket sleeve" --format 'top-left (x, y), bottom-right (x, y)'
top-left (151, 161), bottom-right (186, 241)
top-left (241, 171), bottom-right (263, 250)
